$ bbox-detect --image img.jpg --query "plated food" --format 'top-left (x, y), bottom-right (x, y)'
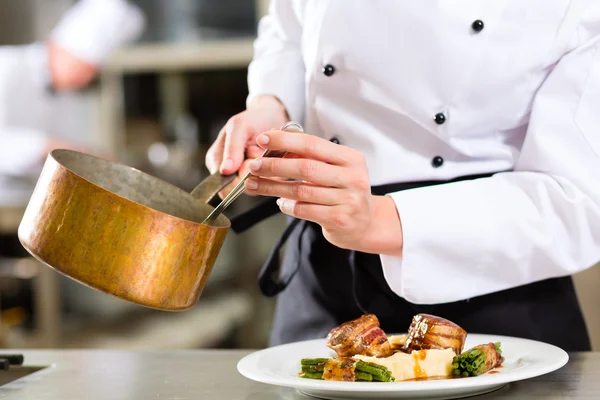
top-left (299, 313), bottom-right (504, 382)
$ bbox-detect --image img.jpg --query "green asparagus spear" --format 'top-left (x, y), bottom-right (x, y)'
top-left (355, 371), bottom-right (373, 381)
top-left (301, 365), bottom-right (322, 373)
top-left (355, 361), bottom-right (394, 382)
top-left (299, 371), bottom-right (324, 379)
top-left (452, 342), bottom-right (504, 377)
top-left (300, 370), bottom-right (375, 381)
top-left (301, 358), bottom-right (330, 366)
top-left (299, 357), bottom-right (394, 382)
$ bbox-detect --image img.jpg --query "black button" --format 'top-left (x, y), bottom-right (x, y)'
top-left (432, 156), bottom-right (444, 168)
top-left (472, 20), bottom-right (484, 32)
top-left (330, 137), bottom-right (340, 144)
top-left (434, 113), bottom-right (446, 125)
top-left (323, 64), bottom-right (335, 76)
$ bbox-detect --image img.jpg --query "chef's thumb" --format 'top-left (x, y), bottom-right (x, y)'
top-left (221, 120), bottom-right (248, 175)
top-left (206, 132), bottom-right (225, 174)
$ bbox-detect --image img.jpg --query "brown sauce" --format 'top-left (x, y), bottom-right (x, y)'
top-left (488, 370), bottom-right (500, 374)
top-left (403, 375), bottom-right (466, 382)
top-left (412, 352), bottom-right (427, 379)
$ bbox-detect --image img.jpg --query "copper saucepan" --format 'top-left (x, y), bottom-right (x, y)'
top-left (18, 148), bottom-right (239, 311)
top-left (19, 122), bottom-right (304, 311)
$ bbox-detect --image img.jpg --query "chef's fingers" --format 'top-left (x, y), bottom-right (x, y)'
top-left (245, 178), bottom-right (344, 205)
top-left (206, 128), bottom-right (226, 174)
top-left (217, 161), bottom-right (288, 199)
top-left (256, 130), bottom-right (356, 166)
top-left (217, 158), bottom-right (253, 199)
top-left (248, 158), bottom-right (348, 188)
top-left (246, 143), bottom-right (265, 159)
top-left (221, 116), bottom-right (251, 175)
top-left (275, 199), bottom-right (334, 228)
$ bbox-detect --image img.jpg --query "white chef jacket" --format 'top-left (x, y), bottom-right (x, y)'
top-left (247, 0), bottom-right (600, 304)
top-left (0, 0), bottom-right (144, 178)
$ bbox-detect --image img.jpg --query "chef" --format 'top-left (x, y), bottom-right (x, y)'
top-left (0, 0), bottom-right (145, 177)
top-left (206, 1), bottom-right (600, 352)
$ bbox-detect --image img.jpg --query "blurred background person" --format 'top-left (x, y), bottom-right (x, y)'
top-left (0, 0), bottom-right (144, 346)
top-left (0, 0), bottom-right (145, 180)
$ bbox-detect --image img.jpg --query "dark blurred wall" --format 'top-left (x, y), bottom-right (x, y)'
top-left (0, 0), bottom-right (35, 45)
top-left (0, 0), bottom-right (73, 45)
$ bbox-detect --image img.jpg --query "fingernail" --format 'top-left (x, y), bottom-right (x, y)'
top-left (248, 159), bottom-right (261, 171)
top-left (257, 135), bottom-right (270, 145)
top-left (246, 179), bottom-right (258, 190)
top-left (277, 198), bottom-right (292, 213)
top-left (221, 159), bottom-right (233, 172)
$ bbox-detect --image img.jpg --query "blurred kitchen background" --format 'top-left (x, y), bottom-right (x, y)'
top-left (0, 0), bottom-right (285, 351)
top-left (0, 0), bottom-right (599, 352)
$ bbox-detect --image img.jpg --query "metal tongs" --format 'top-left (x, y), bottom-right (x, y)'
top-left (202, 121), bottom-right (304, 225)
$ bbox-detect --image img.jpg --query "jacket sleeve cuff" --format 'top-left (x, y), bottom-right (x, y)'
top-left (379, 180), bottom-right (506, 304)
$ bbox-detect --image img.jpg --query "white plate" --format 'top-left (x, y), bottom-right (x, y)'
top-left (237, 334), bottom-right (568, 399)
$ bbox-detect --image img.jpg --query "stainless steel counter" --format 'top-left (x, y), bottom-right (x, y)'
top-left (0, 350), bottom-right (598, 399)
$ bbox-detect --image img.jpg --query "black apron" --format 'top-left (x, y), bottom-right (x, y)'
top-left (226, 173), bottom-right (591, 352)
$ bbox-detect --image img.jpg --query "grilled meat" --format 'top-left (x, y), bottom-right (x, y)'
top-left (326, 314), bottom-right (393, 358)
top-left (403, 314), bottom-right (467, 355)
top-left (322, 357), bottom-right (357, 381)
top-left (388, 335), bottom-right (407, 352)
top-left (473, 343), bottom-right (504, 372)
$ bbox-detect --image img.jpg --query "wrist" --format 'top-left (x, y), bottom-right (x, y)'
top-left (364, 195), bottom-right (403, 257)
top-left (248, 95), bottom-right (290, 120)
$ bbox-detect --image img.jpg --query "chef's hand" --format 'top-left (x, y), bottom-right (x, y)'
top-left (206, 95), bottom-right (290, 198)
top-left (243, 130), bottom-right (404, 256)
top-left (48, 40), bottom-right (99, 91)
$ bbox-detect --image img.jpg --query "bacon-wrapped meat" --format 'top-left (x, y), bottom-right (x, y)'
top-left (388, 335), bottom-right (407, 352)
top-left (403, 314), bottom-right (467, 355)
top-left (326, 314), bottom-right (393, 358)
top-left (322, 357), bottom-right (356, 381)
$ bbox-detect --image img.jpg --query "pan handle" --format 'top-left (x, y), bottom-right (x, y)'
top-left (190, 121), bottom-right (304, 206)
top-left (189, 173), bottom-right (236, 204)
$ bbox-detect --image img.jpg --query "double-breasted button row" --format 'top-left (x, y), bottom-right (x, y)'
top-left (320, 20), bottom-right (483, 169)
top-left (429, 19), bottom-right (483, 168)
top-left (432, 20), bottom-right (484, 125)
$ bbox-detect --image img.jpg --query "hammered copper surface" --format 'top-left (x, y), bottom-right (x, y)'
top-left (18, 150), bottom-right (233, 311)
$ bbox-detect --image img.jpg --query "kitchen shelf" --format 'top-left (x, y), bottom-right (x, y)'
top-left (105, 38), bottom-right (256, 73)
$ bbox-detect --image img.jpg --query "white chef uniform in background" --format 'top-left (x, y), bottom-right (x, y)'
top-left (0, 0), bottom-right (145, 178)
top-left (247, 1), bottom-right (600, 304)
